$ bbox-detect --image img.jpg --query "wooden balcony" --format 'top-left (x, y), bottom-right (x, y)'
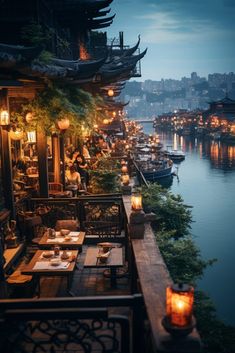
top-left (0, 194), bottom-right (202, 353)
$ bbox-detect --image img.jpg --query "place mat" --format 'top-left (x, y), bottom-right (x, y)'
top-left (33, 261), bottom-right (70, 270)
top-left (67, 237), bottom-right (78, 242)
top-left (69, 231), bottom-right (80, 237)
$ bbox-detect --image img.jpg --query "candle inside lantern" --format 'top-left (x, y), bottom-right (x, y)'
top-left (131, 193), bottom-right (142, 211)
top-left (166, 283), bottom-right (194, 327)
top-left (0, 109), bottom-right (10, 126)
top-left (122, 174), bottom-right (130, 186)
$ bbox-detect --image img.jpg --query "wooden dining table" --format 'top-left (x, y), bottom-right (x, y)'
top-left (21, 250), bottom-right (79, 296)
top-left (83, 247), bottom-right (123, 288)
top-left (38, 231), bottom-right (85, 251)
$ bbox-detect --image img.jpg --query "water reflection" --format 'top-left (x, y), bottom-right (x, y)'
top-left (159, 131), bottom-right (235, 172)
top-left (155, 130), bottom-right (235, 325)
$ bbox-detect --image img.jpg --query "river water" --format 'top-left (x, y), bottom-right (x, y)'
top-left (142, 123), bottom-right (235, 326)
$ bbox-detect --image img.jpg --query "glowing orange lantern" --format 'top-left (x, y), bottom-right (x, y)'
top-left (57, 118), bottom-right (70, 131)
top-left (0, 109), bottom-right (10, 126)
top-left (121, 165), bottom-right (128, 173)
top-left (131, 193), bottom-right (142, 211)
top-left (122, 174), bottom-right (130, 186)
top-left (108, 89), bottom-right (114, 97)
top-left (9, 128), bottom-right (24, 140)
top-left (25, 112), bottom-right (34, 123)
top-left (166, 283), bottom-right (194, 327)
top-left (103, 118), bottom-right (109, 125)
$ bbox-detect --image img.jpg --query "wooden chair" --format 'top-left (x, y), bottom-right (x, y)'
top-left (48, 183), bottom-right (72, 197)
top-left (55, 219), bottom-right (79, 231)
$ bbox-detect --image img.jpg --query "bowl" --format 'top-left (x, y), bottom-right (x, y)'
top-left (50, 258), bottom-right (61, 266)
top-left (98, 242), bottom-right (113, 253)
top-left (60, 229), bottom-right (70, 236)
top-left (42, 251), bottom-right (53, 259)
top-left (97, 250), bottom-right (111, 263)
top-left (102, 246), bottom-right (112, 253)
top-left (61, 251), bottom-right (69, 260)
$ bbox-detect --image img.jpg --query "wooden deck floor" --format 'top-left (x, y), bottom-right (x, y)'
top-left (21, 246), bottom-right (131, 298)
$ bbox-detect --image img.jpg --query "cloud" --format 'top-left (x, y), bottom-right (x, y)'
top-left (129, 0), bottom-right (235, 44)
top-left (128, 0), bottom-right (235, 29)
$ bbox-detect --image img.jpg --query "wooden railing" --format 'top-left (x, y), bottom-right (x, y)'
top-left (0, 294), bottom-right (144, 353)
top-left (122, 196), bottom-right (202, 352)
top-left (1, 192), bottom-right (202, 352)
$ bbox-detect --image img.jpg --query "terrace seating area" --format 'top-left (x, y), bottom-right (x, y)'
top-left (0, 192), bottom-right (202, 353)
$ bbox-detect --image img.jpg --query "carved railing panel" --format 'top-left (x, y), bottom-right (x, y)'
top-left (28, 197), bottom-right (124, 235)
top-left (0, 316), bottom-right (128, 353)
top-left (81, 201), bottom-right (123, 235)
top-left (0, 295), bottom-right (144, 353)
top-left (30, 198), bottom-right (78, 228)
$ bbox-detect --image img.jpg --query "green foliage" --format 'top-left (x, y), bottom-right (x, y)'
top-left (141, 183), bottom-right (192, 237)
top-left (141, 183), bottom-right (235, 352)
top-left (21, 22), bottom-right (69, 52)
top-left (37, 50), bottom-right (53, 64)
top-left (21, 22), bottom-right (52, 46)
top-left (155, 230), bottom-right (215, 284)
top-left (10, 84), bottom-right (99, 136)
top-left (89, 170), bottom-right (120, 194)
top-left (194, 291), bottom-right (235, 353)
top-left (89, 157), bottom-right (120, 194)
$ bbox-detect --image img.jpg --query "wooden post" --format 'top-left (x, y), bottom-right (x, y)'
top-left (37, 129), bottom-right (48, 197)
top-left (52, 134), bottom-right (61, 183)
top-left (0, 88), bottom-right (15, 218)
top-left (60, 134), bottom-right (65, 188)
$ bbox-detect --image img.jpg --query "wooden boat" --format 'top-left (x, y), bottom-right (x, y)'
top-left (165, 149), bottom-right (185, 162)
top-left (138, 159), bottom-right (173, 182)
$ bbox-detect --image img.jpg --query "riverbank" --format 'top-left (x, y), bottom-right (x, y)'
top-left (141, 123), bottom-right (235, 326)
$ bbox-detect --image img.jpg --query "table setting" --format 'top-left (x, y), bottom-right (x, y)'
top-left (32, 250), bottom-right (75, 270)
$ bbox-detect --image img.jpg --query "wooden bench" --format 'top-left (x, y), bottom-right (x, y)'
top-left (6, 263), bottom-right (35, 298)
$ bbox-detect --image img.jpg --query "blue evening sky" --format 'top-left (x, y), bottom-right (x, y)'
top-left (107, 0), bottom-right (235, 80)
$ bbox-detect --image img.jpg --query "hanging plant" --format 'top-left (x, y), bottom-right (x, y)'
top-left (10, 83), bottom-right (105, 138)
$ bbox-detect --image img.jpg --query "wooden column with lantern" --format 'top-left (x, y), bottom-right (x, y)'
top-left (0, 88), bottom-right (15, 218)
top-left (52, 134), bottom-right (60, 184)
top-left (57, 118), bottom-right (70, 189)
top-left (37, 128), bottom-right (49, 197)
top-left (60, 135), bottom-right (65, 188)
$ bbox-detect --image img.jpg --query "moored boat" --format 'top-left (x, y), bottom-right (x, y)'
top-left (165, 149), bottom-right (185, 162)
top-left (138, 158), bottom-right (173, 182)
